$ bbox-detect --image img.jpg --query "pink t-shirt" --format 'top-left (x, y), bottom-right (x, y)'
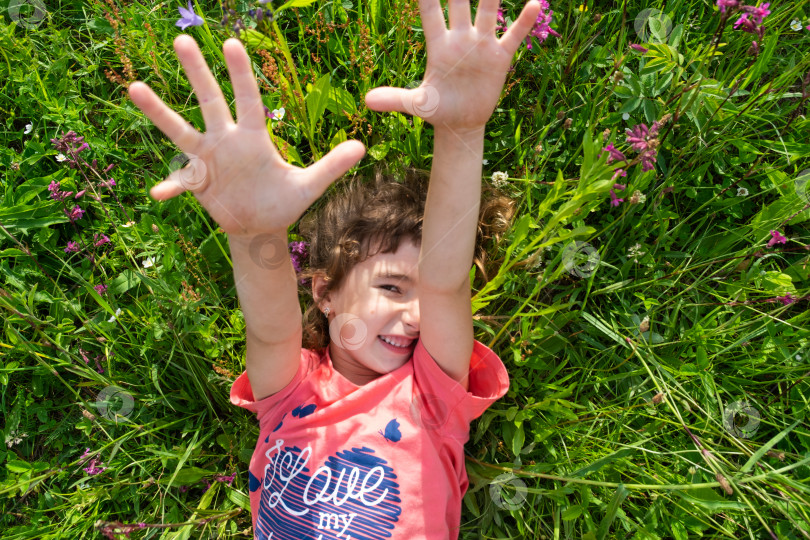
top-left (230, 338), bottom-right (509, 539)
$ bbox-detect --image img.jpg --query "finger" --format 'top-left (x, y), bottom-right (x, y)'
top-left (447, 0), bottom-right (472, 30)
top-left (366, 86), bottom-right (441, 119)
top-left (499, 0), bottom-right (542, 55)
top-left (149, 178), bottom-right (187, 201)
top-left (474, 0), bottom-right (500, 34)
top-left (419, 0), bottom-right (447, 41)
top-left (128, 81), bottom-right (202, 153)
top-left (150, 152), bottom-right (211, 200)
top-left (299, 140), bottom-right (366, 203)
top-left (173, 34), bottom-right (234, 132)
top-left (223, 38), bottom-right (267, 132)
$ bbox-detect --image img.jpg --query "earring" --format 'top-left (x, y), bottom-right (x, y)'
top-left (323, 307), bottom-right (330, 316)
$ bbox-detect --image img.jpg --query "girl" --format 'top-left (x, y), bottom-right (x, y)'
top-left (128, 0), bottom-right (541, 537)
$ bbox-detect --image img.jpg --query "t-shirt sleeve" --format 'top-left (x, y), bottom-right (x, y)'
top-left (229, 348), bottom-right (316, 432)
top-left (412, 338), bottom-right (509, 438)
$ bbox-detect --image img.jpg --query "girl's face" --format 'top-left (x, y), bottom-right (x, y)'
top-left (316, 239), bottom-right (421, 386)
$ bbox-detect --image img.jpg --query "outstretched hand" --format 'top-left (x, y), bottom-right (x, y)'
top-left (129, 35), bottom-right (365, 237)
top-left (365, 0), bottom-right (541, 131)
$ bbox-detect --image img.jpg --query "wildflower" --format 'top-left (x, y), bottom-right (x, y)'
top-left (94, 284), bottom-right (108, 295)
top-left (491, 171), bottom-right (509, 188)
top-left (611, 168), bottom-right (627, 181)
top-left (482, 159), bottom-right (489, 165)
top-left (108, 308), bottom-right (122, 323)
top-left (55, 153), bottom-right (67, 162)
top-left (176, 0), bottom-right (204, 30)
top-left (142, 257), bottom-right (156, 268)
top-left (630, 44), bottom-right (648, 53)
top-left (629, 190), bottom-right (646, 204)
top-left (64, 205), bottom-right (85, 222)
top-left (289, 241), bottom-right (308, 273)
top-left (776, 294), bottom-right (797, 305)
top-left (94, 234), bottom-right (110, 247)
top-left (737, 187), bottom-right (749, 196)
top-left (122, 221), bottom-right (136, 228)
top-left (99, 178), bottom-right (116, 190)
top-left (578, 4), bottom-right (588, 12)
top-left (717, 0), bottom-right (740, 14)
top-left (622, 113), bottom-right (630, 121)
top-left (740, 3), bottom-right (770, 26)
top-left (24, 123), bottom-right (32, 134)
top-left (75, 190), bottom-right (86, 199)
top-left (64, 241), bottom-right (80, 254)
top-left (268, 107), bottom-right (285, 121)
top-left (83, 456), bottom-right (107, 476)
top-left (790, 19), bottom-right (803, 31)
top-left (609, 189), bottom-right (624, 207)
top-left (628, 243), bottom-right (645, 262)
top-left (766, 230), bottom-right (787, 247)
top-left (525, 0), bottom-right (560, 48)
top-left (603, 143), bottom-right (627, 164)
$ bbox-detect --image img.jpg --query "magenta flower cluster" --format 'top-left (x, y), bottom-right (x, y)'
top-left (289, 241), bottom-right (308, 273)
top-left (767, 230), bottom-right (787, 247)
top-left (178, 472), bottom-right (236, 493)
top-left (497, 0), bottom-right (560, 48)
top-left (716, 1), bottom-right (771, 53)
top-left (80, 447), bottom-right (107, 476)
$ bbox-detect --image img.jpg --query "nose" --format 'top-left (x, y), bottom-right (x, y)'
top-left (402, 297), bottom-right (419, 331)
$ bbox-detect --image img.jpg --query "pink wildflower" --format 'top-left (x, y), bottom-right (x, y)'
top-left (612, 168), bottom-right (627, 181)
top-left (75, 190), bottom-right (86, 199)
top-left (94, 234), bottom-right (110, 247)
top-left (630, 44), bottom-right (648, 53)
top-left (83, 456), bottom-right (107, 475)
top-left (94, 284), bottom-right (108, 295)
top-left (525, 0), bottom-right (560, 48)
top-left (776, 294), bottom-right (797, 305)
top-left (766, 230), bottom-right (787, 247)
top-left (603, 143), bottom-right (627, 164)
top-left (65, 205), bottom-right (84, 222)
top-left (716, 0), bottom-right (740, 14)
top-left (64, 241), bottom-right (80, 253)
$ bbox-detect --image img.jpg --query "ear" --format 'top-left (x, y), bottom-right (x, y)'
top-left (311, 272), bottom-right (332, 305)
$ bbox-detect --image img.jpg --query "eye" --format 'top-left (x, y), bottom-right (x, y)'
top-left (380, 284), bottom-right (402, 294)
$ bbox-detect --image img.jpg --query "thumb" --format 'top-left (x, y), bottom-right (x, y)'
top-left (366, 85), bottom-right (441, 119)
top-left (300, 140), bottom-right (366, 199)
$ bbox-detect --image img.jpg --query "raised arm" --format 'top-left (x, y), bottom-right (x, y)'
top-left (365, 0), bottom-right (539, 389)
top-left (128, 35), bottom-right (365, 400)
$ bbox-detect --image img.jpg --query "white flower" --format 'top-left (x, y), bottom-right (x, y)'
top-left (491, 171), bottom-right (509, 188)
top-left (622, 113), bottom-right (630, 121)
top-left (55, 153), bottom-right (67, 162)
top-left (271, 107), bottom-right (285, 120)
top-left (790, 19), bottom-right (802, 31)
top-left (121, 221), bottom-right (136, 228)
top-left (628, 243), bottom-right (645, 262)
top-left (24, 123), bottom-right (33, 134)
top-left (630, 190), bottom-right (646, 204)
top-left (482, 159), bottom-right (489, 165)
top-left (108, 308), bottom-right (122, 323)
top-left (142, 257), bottom-right (156, 268)
top-left (737, 187), bottom-right (749, 197)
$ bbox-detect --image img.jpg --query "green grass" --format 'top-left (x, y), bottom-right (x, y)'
top-left (1, 0), bottom-right (809, 538)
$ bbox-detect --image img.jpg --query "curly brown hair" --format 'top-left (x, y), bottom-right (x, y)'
top-left (295, 166), bottom-right (516, 351)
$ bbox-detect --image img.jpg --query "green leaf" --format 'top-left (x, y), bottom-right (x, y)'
top-left (562, 505), bottom-right (583, 521)
top-left (327, 85), bottom-right (357, 116)
top-left (740, 418), bottom-right (801, 473)
top-left (597, 484), bottom-right (629, 540)
top-left (6, 460), bottom-right (32, 473)
top-left (305, 74), bottom-right (332, 137)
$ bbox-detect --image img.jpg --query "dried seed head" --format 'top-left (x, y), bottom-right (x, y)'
top-left (82, 409), bottom-right (97, 421)
top-left (639, 316), bottom-right (650, 333)
top-left (602, 128), bottom-right (611, 141)
top-left (556, 110), bottom-right (566, 120)
top-left (716, 473), bottom-right (733, 495)
top-left (652, 392), bottom-right (664, 405)
top-left (563, 118), bottom-right (573, 129)
top-left (765, 450), bottom-right (786, 461)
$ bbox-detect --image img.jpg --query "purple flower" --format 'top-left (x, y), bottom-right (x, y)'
top-left (75, 190), bottom-right (86, 199)
top-left (65, 205), bottom-right (85, 222)
top-left (94, 234), bottom-right (111, 247)
top-left (611, 168), bottom-right (627, 181)
top-left (64, 241), bottom-right (80, 253)
top-left (626, 124), bottom-right (651, 152)
top-left (740, 3), bottom-right (770, 25)
top-left (767, 230), bottom-right (787, 247)
top-left (630, 44), bottom-right (648, 53)
top-left (94, 284), bottom-right (108, 295)
top-left (83, 457), bottom-right (106, 476)
top-left (717, 0), bottom-right (740, 13)
top-left (609, 190), bottom-right (624, 207)
top-left (603, 143), bottom-right (627, 164)
top-left (176, 0), bottom-right (204, 30)
top-left (525, 0), bottom-right (560, 48)
top-left (99, 178), bottom-right (116, 190)
top-left (776, 294), bottom-right (797, 305)
top-left (289, 241), bottom-right (309, 273)
top-left (640, 150), bottom-right (657, 171)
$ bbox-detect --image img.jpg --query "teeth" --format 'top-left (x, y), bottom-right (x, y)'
top-left (381, 336), bottom-right (409, 348)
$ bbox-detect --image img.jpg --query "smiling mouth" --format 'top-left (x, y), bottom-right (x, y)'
top-left (378, 335), bottom-right (416, 349)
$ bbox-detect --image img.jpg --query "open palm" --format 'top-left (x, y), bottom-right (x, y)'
top-left (365, 0), bottom-right (541, 130)
top-left (128, 35), bottom-right (365, 237)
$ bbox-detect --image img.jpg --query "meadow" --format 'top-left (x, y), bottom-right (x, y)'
top-left (1, 0), bottom-right (809, 538)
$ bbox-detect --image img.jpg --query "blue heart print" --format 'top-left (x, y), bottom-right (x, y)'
top-left (379, 419), bottom-right (401, 443)
top-left (249, 442), bottom-right (401, 539)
